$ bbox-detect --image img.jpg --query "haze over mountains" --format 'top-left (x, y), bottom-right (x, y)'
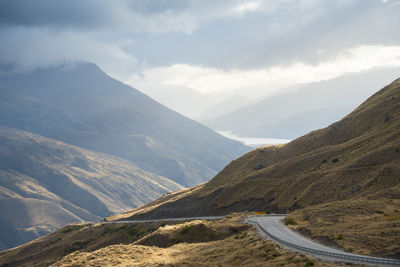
top-left (0, 62), bottom-right (249, 250)
top-left (139, 85), bottom-right (254, 120)
top-left (203, 67), bottom-right (400, 139)
top-left (199, 95), bottom-right (253, 120)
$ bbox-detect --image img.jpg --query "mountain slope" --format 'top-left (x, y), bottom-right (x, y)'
top-left (204, 67), bottom-right (400, 139)
top-left (0, 125), bottom-right (182, 250)
top-left (115, 77), bottom-right (400, 219)
top-left (199, 94), bottom-right (253, 120)
top-left (0, 62), bottom-right (250, 187)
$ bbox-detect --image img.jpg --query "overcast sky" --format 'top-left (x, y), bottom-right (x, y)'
top-left (1, 0), bottom-right (400, 98)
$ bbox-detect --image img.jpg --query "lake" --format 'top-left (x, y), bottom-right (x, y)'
top-left (217, 131), bottom-right (291, 148)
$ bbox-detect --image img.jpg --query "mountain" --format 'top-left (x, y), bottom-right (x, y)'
top-left (199, 94), bottom-right (253, 120)
top-left (1, 79), bottom-right (398, 266)
top-left (137, 84), bottom-right (220, 119)
top-left (0, 125), bottom-right (183, 250)
top-left (0, 62), bottom-right (250, 187)
top-left (114, 77), bottom-right (400, 219)
top-left (204, 67), bottom-right (400, 139)
top-left (137, 85), bottom-right (254, 120)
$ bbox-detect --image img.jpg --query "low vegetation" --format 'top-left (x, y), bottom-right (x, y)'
top-left (0, 213), bottom-right (345, 266)
top-left (0, 221), bottom-right (167, 267)
top-left (51, 214), bottom-right (342, 267)
top-left (290, 197), bottom-right (400, 258)
top-left (285, 217), bottom-right (297, 225)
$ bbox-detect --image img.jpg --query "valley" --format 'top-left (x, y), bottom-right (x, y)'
top-left (96, 78), bottom-right (400, 264)
top-left (0, 62), bottom-right (249, 251)
top-left (1, 1), bottom-right (400, 265)
top-left (120, 78), bottom-right (400, 221)
top-left (1, 77), bottom-right (398, 266)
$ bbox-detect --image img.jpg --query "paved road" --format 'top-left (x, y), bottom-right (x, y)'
top-left (247, 215), bottom-right (400, 266)
top-left (99, 216), bottom-right (225, 224)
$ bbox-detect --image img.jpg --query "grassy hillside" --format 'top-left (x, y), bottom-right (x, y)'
top-left (117, 78), bottom-right (400, 240)
top-left (0, 62), bottom-right (250, 187)
top-left (0, 126), bottom-right (182, 250)
top-left (289, 197), bottom-right (400, 258)
top-left (0, 214), bottom-right (341, 267)
top-left (0, 220), bottom-right (168, 267)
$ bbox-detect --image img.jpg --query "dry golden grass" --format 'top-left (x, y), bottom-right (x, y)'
top-left (133, 218), bottom-right (246, 248)
top-left (0, 221), bottom-right (168, 267)
top-left (52, 214), bottom-right (344, 267)
top-left (290, 195), bottom-right (400, 258)
top-left (0, 212), bottom-right (352, 266)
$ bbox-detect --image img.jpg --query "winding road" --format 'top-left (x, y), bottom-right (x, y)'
top-left (100, 215), bottom-right (400, 266)
top-left (247, 215), bottom-right (400, 266)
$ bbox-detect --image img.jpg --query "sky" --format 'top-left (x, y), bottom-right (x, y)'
top-left (1, 0), bottom-right (400, 115)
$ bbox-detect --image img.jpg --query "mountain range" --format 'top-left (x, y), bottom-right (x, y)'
top-left (0, 77), bottom-right (399, 266)
top-left (204, 67), bottom-right (400, 139)
top-left (0, 62), bottom-right (249, 250)
top-left (0, 125), bottom-right (183, 250)
top-left (0, 62), bottom-right (250, 187)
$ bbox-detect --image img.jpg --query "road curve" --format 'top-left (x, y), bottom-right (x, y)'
top-left (247, 215), bottom-right (400, 266)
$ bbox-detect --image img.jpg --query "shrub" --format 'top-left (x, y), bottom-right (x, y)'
top-left (303, 260), bottom-right (314, 267)
top-left (285, 217), bottom-right (297, 225)
top-left (181, 225), bottom-right (190, 235)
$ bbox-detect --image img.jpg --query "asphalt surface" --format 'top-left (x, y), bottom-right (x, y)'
top-left (247, 215), bottom-right (400, 266)
top-left (100, 216), bottom-right (225, 224)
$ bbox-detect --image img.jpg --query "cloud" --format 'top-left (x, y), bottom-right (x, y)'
top-left (0, 0), bottom-right (247, 34)
top-left (0, 26), bottom-right (140, 76)
top-left (106, 0), bottom-right (400, 70)
top-left (0, 0), bottom-right (399, 83)
top-left (230, 1), bottom-right (262, 16)
top-left (126, 45), bottom-right (400, 97)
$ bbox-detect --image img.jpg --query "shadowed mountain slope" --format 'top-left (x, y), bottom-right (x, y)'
top-left (0, 62), bottom-right (250, 187)
top-left (0, 126), bottom-right (183, 250)
top-left (115, 78), bottom-right (400, 220)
